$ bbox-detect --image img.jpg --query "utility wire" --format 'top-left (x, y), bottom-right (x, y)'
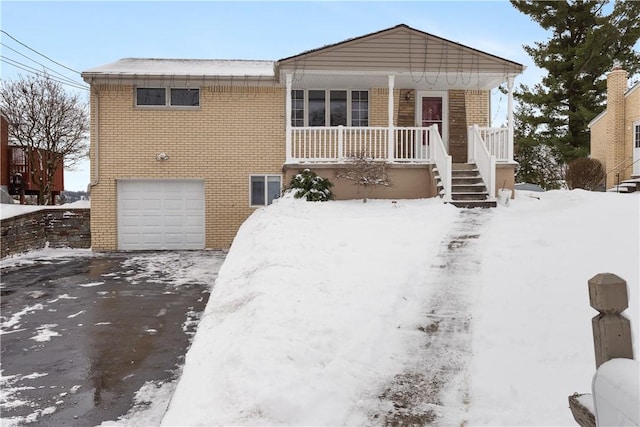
top-left (1, 29), bottom-right (82, 75)
top-left (1, 57), bottom-right (89, 91)
top-left (1, 45), bottom-right (88, 88)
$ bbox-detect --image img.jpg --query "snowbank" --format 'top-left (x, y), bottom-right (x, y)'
top-left (110, 190), bottom-right (637, 426)
top-left (161, 196), bottom-right (459, 425)
top-left (0, 200), bottom-right (90, 220)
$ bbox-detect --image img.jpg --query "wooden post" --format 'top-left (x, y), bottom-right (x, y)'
top-left (568, 273), bottom-right (634, 427)
top-left (588, 273), bottom-right (633, 368)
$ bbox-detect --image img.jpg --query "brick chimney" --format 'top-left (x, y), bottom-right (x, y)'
top-left (605, 62), bottom-right (628, 188)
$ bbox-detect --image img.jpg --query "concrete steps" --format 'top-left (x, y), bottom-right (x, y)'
top-left (607, 177), bottom-right (640, 193)
top-left (435, 163), bottom-right (497, 208)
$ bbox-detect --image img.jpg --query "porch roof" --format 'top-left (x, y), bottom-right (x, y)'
top-left (277, 24), bottom-right (524, 90)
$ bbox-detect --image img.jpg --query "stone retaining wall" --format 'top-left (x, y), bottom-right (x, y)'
top-left (1, 209), bottom-right (90, 258)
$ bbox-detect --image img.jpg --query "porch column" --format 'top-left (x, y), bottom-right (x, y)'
top-left (388, 74), bottom-right (395, 161)
top-left (507, 76), bottom-right (515, 162)
top-left (285, 73), bottom-right (293, 163)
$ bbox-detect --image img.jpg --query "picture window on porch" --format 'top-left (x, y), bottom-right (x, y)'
top-left (290, 89), bottom-right (369, 127)
top-left (136, 87), bottom-right (200, 107)
top-left (250, 175), bottom-right (281, 207)
top-left (351, 91), bottom-right (368, 126)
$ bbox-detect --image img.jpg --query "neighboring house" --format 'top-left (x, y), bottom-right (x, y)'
top-left (81, 24), bottom-right (524, 251)
top-left (0, 114), bottom-right (65, 204)
top-left (1, 115), bottom-right (8, 193)
top-left (589, 64), bottom-right (640, 189)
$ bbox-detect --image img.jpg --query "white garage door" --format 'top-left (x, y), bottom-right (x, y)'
top-left (117, 180), bottom-right (205, 250)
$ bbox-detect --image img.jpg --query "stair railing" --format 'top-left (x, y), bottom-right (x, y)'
top-left (431, 124), bottom-right (452, 202)
top-left (468, 125), bottom-right (496, 199)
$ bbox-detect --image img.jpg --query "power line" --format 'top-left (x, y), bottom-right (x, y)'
top-left (1, 29), bottom-right (82, 75)
top-left (1, 44), bottom-right (88, 88)
top-left (1, 57), bottom-right (89, 91)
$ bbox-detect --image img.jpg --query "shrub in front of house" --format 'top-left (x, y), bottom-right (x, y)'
top-left (286, 169), bottom-right (334, 202)
top-left (565, 158), bottom-right (605, 191)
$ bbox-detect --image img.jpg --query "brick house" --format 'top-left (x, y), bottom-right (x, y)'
top-left (0, 114), bottom-right (65, 204)
top-left (81, 24), bottom-right (524, 251)
top-left (589, 64), bottom-right (640, 189)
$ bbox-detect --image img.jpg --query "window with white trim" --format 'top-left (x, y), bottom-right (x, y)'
top-left (351, 90), bottom-right (369, 126)
top-left (250, 175), bottom-right (281, 206)
top-left (292, 90), bottom-right (305, 127)
top-left (136, 87), bottom-right (200, 107)
top-left (290, 89), bottom-right (369, 127)
top-left (635, 123), bottom-right (640, 148)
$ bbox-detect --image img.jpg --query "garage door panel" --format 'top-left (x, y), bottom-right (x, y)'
top-left (118, 180), bottom-right (205, 250)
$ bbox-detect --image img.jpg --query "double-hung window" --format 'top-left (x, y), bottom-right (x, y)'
top-left (291, 89), bottom-right (368, 127)
top-left (136, 87), bottom-right (200, 107)
top-left (250, 175), bottom-right (281, 207)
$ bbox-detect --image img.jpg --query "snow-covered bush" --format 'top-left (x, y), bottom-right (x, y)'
top-left (515, 141), bottom-right (564, 190)
top-left (286, 169), bottom-right (334, 202)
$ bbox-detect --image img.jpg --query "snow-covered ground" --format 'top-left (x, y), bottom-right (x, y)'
top-left (158, 189), bottom-right (637, 426)
top-left (3, 190), bottom-right (638, 426)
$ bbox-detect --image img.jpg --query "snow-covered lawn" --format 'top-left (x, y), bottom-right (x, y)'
top-left (157, 190), bottom-right (637, 426)
top-left (5, 191), bottom-right (637, 426)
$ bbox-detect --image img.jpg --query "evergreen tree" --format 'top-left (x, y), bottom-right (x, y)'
top-left (511, 0), bottom-right (640, 162)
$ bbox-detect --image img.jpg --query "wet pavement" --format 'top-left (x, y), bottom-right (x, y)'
top-left (0, 250), bottom-right (225, 426)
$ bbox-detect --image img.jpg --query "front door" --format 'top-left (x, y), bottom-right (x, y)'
top-left (634, 121), bottom-right (640, 176)
top-left (416, 91), bottom-right (448, 154)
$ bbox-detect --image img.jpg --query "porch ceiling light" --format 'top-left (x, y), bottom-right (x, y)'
top-left (156, 152), bottom-right (169, 161)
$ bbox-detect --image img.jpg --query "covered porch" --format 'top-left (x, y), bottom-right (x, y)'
top-left (277, 24), bottom-right (523, 201)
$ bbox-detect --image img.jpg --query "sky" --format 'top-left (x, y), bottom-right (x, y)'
top-left (0, 0), bottom-right (600, 191)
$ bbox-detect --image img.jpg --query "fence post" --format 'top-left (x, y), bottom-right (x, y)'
top-left (588, 273), bottom-right (634, 368)
top-left (568, 273), bottom-right (635, 427)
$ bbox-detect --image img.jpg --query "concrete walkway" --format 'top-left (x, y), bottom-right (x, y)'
top-left (378, 208), bottom-right (492, 425)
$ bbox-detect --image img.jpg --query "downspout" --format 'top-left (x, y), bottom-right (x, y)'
top-left (87, 80), bottom-right (100, 193)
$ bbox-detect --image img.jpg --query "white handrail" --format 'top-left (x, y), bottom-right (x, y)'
top-left (469, 125), bottom-right (496, 199)
top-left (431, 124), bottom-right (452, 201)
top-left (476, 127), bottom-right (510, 162)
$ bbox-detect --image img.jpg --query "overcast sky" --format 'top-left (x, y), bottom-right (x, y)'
top-left (0, 1), bottom-right (594, 191)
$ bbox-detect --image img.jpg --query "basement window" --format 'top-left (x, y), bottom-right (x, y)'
top-left (250, 175), bottom-right (281, 207)
top-left (136, 87), bottom-right (200, 107)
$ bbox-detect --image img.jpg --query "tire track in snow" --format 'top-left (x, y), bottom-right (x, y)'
top-left (378, 208), bottom-right (491, 426)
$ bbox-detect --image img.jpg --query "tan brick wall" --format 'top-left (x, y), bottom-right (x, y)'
top-left (623, 87), bottom-right (639, 180)
top-left (370, 88), bottom-right (400, 127)
top-left (448, 90), bottom-right (467, 163)
top-left (464, 90), bottom-right (489, 127)
top-left (591, 79), bottom-right (639, 187)
top-left (606, 69), bottom-right (627, 188)
top-left (590, 115), bottom-right (607, 170)
top-left (89, 84), bottom-right (285, 250)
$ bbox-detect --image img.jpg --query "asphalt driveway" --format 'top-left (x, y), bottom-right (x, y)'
top-left (0, 250), bottom-right (225, 426)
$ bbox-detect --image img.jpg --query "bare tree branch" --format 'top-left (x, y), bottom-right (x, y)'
top-left (336, 152), bottom-right (392, 203)
top-left (1, 74), bottom-right (88, 204)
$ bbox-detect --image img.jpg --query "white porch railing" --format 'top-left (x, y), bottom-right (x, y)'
top-left (476, 127), bottom-right (511, 162)
top-left (468, 125), bottom-right (496, 199)
top-left (288, 126), bottom-right (436, 163)
top-left (430, 124), bottom-right (452, 202)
